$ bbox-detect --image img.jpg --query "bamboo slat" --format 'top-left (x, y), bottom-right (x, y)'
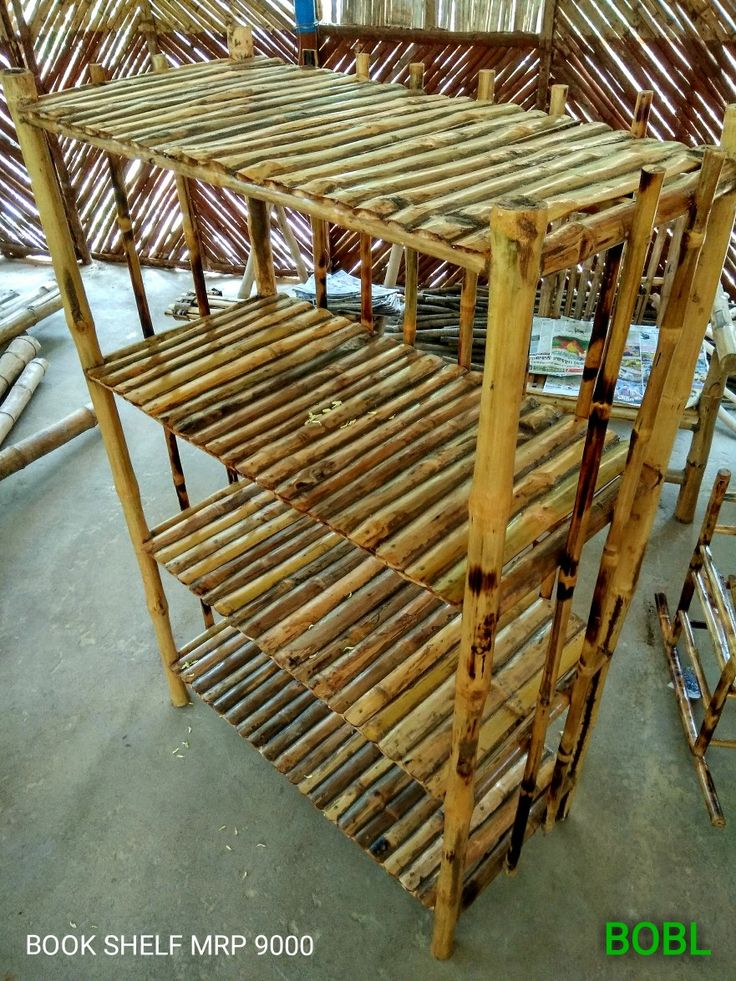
top-left (148, 479), bottom-right (586, 801)
top-left (89, 293), bottom-right (627, 604)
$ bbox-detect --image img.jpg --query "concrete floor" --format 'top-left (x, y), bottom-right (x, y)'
top-left (1, 257), bottom-right (735, 981)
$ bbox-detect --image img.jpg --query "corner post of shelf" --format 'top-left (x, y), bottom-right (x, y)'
top-left (548, 83), bottom-right (568, 116)
top-left (549, 138), bottom-right (736, 826)
top-left (398, 62), bottom-right (425, 339)
top-left (476, 68), bottom-right (495, 103)
top-left (295, 0), bottom-right (318, 61)
top-left (1, 67), bottom-right (189, 707)
top-left (630, 90), bottom-right (654, 138)
top-left (431, 198), bottom-right (548, 961)
top-left (227, 23), bottom-right (254, 60)
top-left (355, 51), bottom-right (373, 330)
top-left (355, 51), bottom-right (370, 81)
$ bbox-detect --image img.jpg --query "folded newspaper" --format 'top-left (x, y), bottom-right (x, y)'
top-left (529, 316), bottom-right (708, 408)
top-left (293, 270), bottom-right (401, 312)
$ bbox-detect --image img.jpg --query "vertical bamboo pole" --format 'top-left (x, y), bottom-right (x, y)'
top-left (630, 90), bottom-right (653, 138)
top-left (536, 0), bottom-right (560, 111)
top-left (432, 199), bottom-right (548, 960)
top-left (549, 83), bottom-right (568, 116)
top-left (477, 68), bottom-right (495, 103)
top-left (403, 248), bottom-right (418, 345)
top-left (409, 62), bottom-right (425, 91)
top-left (360, 232), bottom-right (373, 331)
top-left (151, 54), bottom-right (209, 317)
top-left (7, 0), bottom-right (90, 264)
top-left (573, 246), bottom-right (623, 419)
top-left (457, 271), bottom-right (478, 369)
top-left (247, 199), bottom-right (277, 297)
top-left (3, 68), bottom-right (188, 707)
top-left (505, 167), bottom-right (665, 872)
top-left (89, 63), bottom-right (214, 631)
top-left (356, 50), bottom-right (373, 331)
top-left (311, 216), bottom-right (329, 308)
top-left (675, 352), bottom-right (725, 522)
top-left (546, 144), bottom-right (735, 826)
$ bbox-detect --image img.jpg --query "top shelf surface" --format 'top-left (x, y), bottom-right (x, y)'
top-left (20, 56), bottom-right (736, 273)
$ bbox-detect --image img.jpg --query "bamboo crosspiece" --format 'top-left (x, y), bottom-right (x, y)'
top-left (432, 199), bottom-right (548, 960)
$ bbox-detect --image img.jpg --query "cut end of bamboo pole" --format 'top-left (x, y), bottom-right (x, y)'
top-left (151, 53), bottom-right (168, 73)
top-left (721, 104), bottom-right (736, 155)
top-left (1, 68), bottom-right (38, 108)
top-left (476, 68), bottom-right (495, 103)
top-left (88, 63), bottom-right (107, 85)
top-left (549, 83), bottom-right (568, 116)
top-left (228, 24), bottom-right (254, 60)
top-left (356, 51), bottom-right (370, 81)
top-left (409, 62), bottom-right (425, 92)
top-left (630, 90), bottom-right (653, 138)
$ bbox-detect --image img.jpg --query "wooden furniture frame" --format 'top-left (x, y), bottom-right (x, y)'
top-left (5, 29), bottom-right (736, 959)
top-left (656, 469), bottom-right (736, 827)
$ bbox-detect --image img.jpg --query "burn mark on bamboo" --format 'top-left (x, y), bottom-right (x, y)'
top-left (467, 565), bottom-right (496, 595)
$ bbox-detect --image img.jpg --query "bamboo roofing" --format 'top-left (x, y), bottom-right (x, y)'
top-left (19, 54), bottom-right (736, 273)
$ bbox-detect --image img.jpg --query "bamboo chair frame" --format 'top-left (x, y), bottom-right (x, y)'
top-left (656, 469), bottom-right (736, 827)
top-left (4, 29), bottom-right (736, 960)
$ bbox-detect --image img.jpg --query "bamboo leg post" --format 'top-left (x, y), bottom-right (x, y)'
top-left (409, 62), bottom-right (425, 92)
top-left (675, 352), bottom-right (726, 523)
top-left (356, 51), bottom-right (370, 81)
top-left (151, 54), bottom-right (209, 317)
top-left (457, 271), bottom-right (478, 369)
top-left (0, 402), bottom-right (97, 479)
top-left (403, 248), bottom-right (418, 345)
top-left (536, 0), bottom-right (559, 111)
top-left (89, 63), bottom-right (213, 627)
top-left (247, 199), bottom-right (277, 297)
top-left (506, 167), bottom-right (665, 871)
top-left (237, 252), bottom-right (255, 299)
top-left (549, 83), bottom-right (568, 116)
top-left (476, 68), bottom-right (495, 103)
top-left (573, 246), bottom-right (623, 420)
top-left (359, 232), bottom-right (373, 331)
top-left (384, 243), bottom-right (403, 287)
top-left (630, 90), bottom-right (653, 138)
top-left (311, 217), bottom-right (329, 309)
top-left (275, 204), bottom-right (308, 282)
top-left (0, 333), bottom-right (41, 400)
top-left (0, 356), bottom-right (48, 446)
top-left (546, 145), bottom-right (736, 826)
top-left (432, 200), bottom-right (548, 960)
top-left (3, 68), bottom-right (189, 707)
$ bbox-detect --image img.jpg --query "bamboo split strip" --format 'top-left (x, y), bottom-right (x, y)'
top-left (0, 334), bottom-right (42, 400)
top-left (173, 615), bottom-right (558, 909)
top-left (0, 356), bottom-right (47, 446)
top-left (149, 480), bottom-right (586, 803)
top-left (89, 293), bottom-right (628, 606)
top-left (0, 402), bottom-right (97, 479)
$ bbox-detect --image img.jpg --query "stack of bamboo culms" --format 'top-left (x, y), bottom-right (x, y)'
top-left (0, 282), bottom-right (62, 346)
top-left (0, 334), bottom-right (48, 445)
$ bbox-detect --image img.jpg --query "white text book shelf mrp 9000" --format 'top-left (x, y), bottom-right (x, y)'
top-left (5, 33), bottom-right (736, 958)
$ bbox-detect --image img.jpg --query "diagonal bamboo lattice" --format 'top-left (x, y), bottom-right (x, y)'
top-left (0, 0), bottom-right (735, 293)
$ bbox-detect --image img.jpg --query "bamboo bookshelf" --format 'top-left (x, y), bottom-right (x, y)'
top-left (4, 29), bottom-right (736, 959)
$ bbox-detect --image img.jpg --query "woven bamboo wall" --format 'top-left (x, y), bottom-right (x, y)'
top-left (1, 1), bottom-right (734, 292)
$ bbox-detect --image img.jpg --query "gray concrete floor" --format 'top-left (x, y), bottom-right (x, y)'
top-left (1, 258), bottom-right (735, 981)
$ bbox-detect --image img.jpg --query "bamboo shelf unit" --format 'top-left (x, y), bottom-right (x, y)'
top-left (5, 28), bottom-right (736, 959)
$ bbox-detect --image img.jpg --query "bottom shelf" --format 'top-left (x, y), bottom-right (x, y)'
top-left (176, 618), bottom-right (561, 910)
